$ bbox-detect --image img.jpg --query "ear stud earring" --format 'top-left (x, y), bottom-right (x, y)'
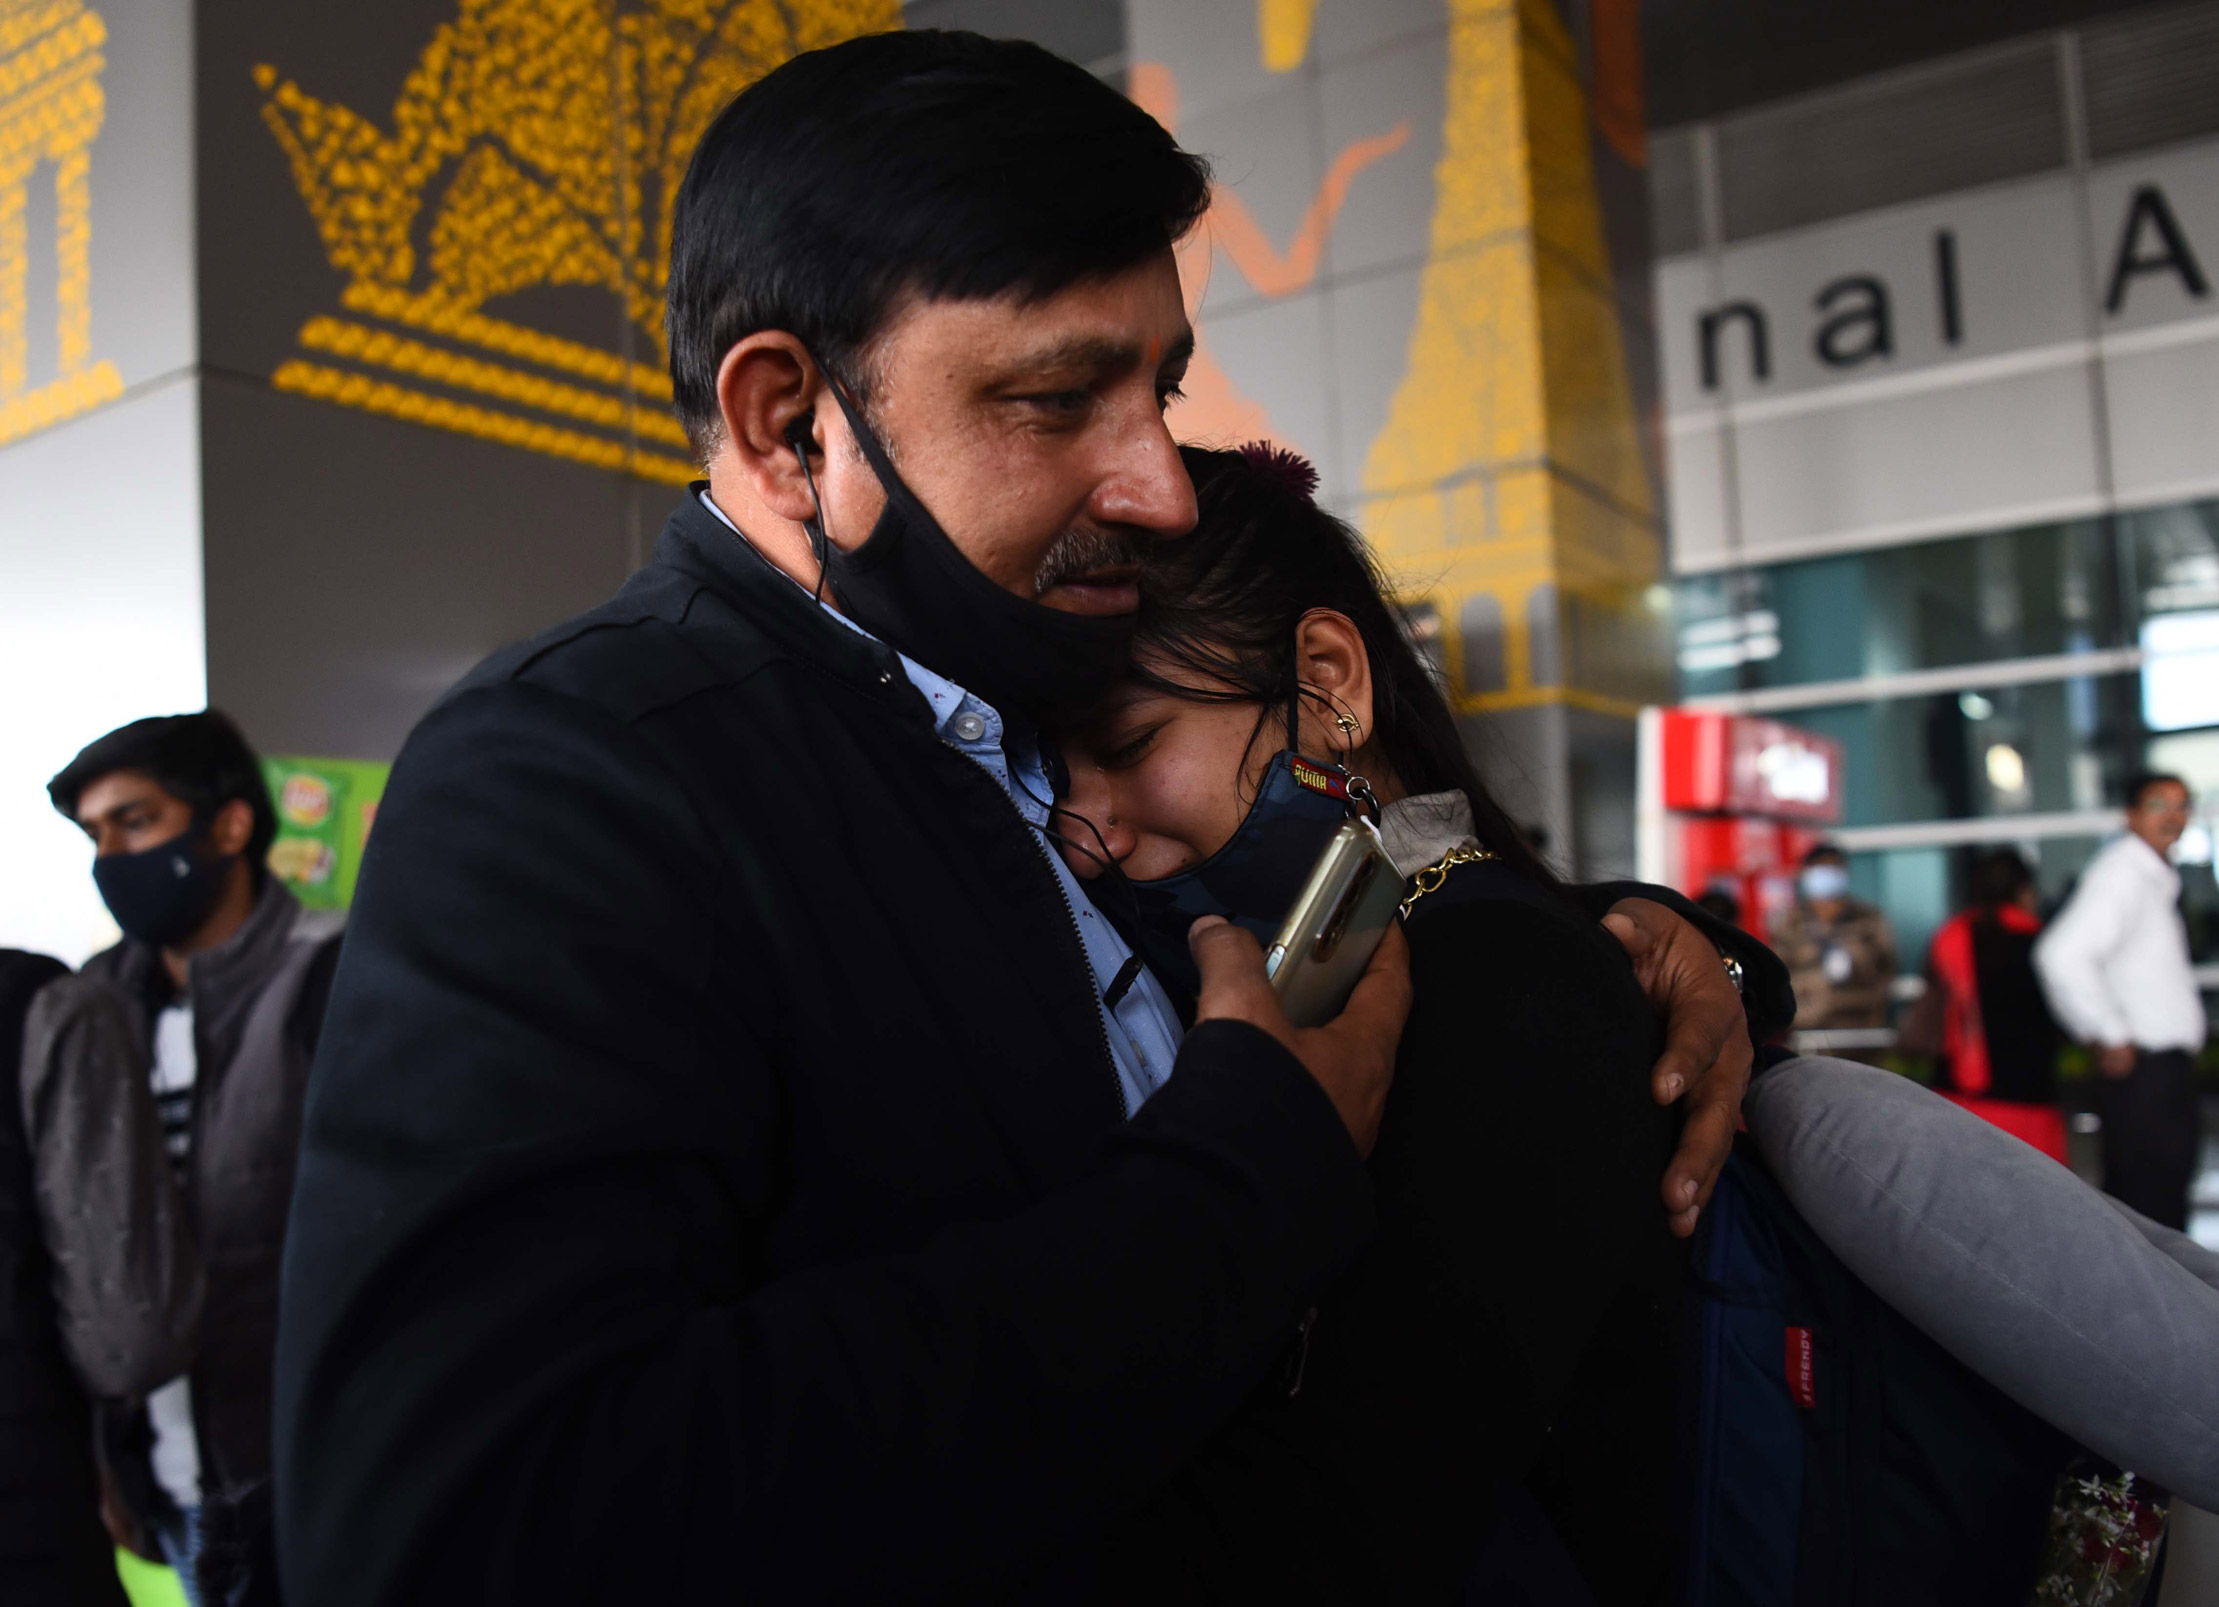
top-left (1334, 713), bottom-right (1360, 739)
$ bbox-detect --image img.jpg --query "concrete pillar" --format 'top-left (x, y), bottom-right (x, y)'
top-left (0, 0), bottom-right (199, 962)
top-left (1358, 0), bottom-right (1669, 876)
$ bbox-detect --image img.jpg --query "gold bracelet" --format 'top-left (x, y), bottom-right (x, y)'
top-left (1398, 843), bottom-right (1499, 918)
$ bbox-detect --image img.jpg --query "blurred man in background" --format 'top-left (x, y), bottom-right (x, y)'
top-left (0, 945), bottom-right (102, 1607)
top-left (45, 712), bottom-right (339, 1604)
top-left (2036, 774), bottom-right (2206, 1229)
top-left (1910, 848), bottom-right (2066, 1162)
top-left (1772, 842), bottom-right (1899, 1061)
top-left (5, 939), bottom-right (197, 1607)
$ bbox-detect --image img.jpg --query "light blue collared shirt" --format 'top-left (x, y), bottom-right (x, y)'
top-left (697, 492), bottom-right (1183, 1114)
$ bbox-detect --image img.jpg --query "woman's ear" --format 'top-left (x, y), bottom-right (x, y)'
top-left (1292, 609), bottom-right (1375, 754)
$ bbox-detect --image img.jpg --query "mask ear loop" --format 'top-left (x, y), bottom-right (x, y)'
top-left (784, 414), bottom-right (832, 605)
top-left (790, 351), bottom-right (899, 606)
top-left (1290, 652), bottom-right (1382, 827)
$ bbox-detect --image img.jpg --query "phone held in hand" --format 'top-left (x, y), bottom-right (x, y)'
top-left (1264, 815), bottom-right (1403, 1028)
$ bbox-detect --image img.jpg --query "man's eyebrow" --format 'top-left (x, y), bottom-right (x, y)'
top-left (992, 333), bottom-right (1142, 381)
top-left (986, 327), bottom-right (1195, 390)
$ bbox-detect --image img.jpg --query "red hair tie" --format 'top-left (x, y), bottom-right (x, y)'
top-left (1236, 441), bottom-right (1320, 502)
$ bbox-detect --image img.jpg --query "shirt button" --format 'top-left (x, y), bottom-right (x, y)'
top-left (951, 712), bottom-right (988, 742)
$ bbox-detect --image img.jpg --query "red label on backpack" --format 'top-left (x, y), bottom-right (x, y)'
top-left (1785, 1326), bottom-right (1816, 1409)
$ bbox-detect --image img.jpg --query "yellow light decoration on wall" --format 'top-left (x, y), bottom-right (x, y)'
top-left (0, 0), bottom-right (121, 447)
top-left (257, 0), bottom-right (899, 484)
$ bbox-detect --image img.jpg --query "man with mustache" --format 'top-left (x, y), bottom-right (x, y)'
top-left (275, 30), bottom-right (1786, 1603)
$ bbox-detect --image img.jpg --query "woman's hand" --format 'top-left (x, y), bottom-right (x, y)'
top-left (1602, 898), bottom-right (1754, 1238)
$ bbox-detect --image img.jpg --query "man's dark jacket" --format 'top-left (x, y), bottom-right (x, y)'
top-left (274, 497), bottom-right (1376, 1604)
top-left (274, 496), bottom-right (1789, 1604)
top-left (0, 948), bottom-right (128, 1607)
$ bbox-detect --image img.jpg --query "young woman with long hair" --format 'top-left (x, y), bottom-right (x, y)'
top-left (1048, 444), bottom-right (1703, 1598)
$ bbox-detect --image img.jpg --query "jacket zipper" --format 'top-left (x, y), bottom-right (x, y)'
top-left (941, 737), bottom-right (1128, 1122)
top-left (1281, 1306), bottom-right (1318, 1396)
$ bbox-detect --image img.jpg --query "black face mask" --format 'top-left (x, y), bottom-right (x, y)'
top-left (806, 374), bottom-right (1136, 722)
top-left (1091, 751), bottom-right (1363, 1024)
top-left (93, 825), bottom-right (235, 949)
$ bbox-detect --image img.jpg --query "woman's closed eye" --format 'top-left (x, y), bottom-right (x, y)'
top-left (1094, 720), bottom-right (1166, 770)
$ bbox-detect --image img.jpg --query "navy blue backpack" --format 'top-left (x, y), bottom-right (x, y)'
top-left (1682, 1146), bottom-right (2082, 1606)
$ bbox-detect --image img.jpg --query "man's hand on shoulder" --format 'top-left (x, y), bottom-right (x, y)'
top-left (1189, 917), bottom-right (1411, 1157)
top-left (1602, 898), bottom-right (1754, 1238)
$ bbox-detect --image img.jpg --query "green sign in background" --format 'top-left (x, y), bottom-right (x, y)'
top-left (260, 755), bottom-right (390, 910)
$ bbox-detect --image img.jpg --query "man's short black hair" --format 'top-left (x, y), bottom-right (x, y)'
top-left (2124, 771), bottom-right (2188, 810)
top-left (48, 710), bottom-right (278, 872)
top-left (1803, 841), bottom-right (1847, 867)
top-left (666, 29), bottom-right (1211, 458)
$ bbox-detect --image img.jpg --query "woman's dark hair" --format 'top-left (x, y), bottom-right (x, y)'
top-left (667, 30), bottom-right (1210, 456)
top-left (1125, 444), bottom-right (1560, 890)
top-left (1967, 847), bottom-right (2033, 912)
top-left (48, 710), bottom-right (278, 879)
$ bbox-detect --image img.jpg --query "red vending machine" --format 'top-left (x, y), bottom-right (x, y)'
top-left (1636, 707), bottom-right (1845, 942)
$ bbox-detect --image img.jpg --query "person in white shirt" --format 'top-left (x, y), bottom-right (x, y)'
top-left (2034, 773), bottom-right (2207, 1227)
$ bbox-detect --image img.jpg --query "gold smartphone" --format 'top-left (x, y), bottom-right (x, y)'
top-left (1263, 816), bottom-right (1403, 1028)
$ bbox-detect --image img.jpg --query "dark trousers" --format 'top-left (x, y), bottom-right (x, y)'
top-left (2097, 1048), bottom-right (2200, 1230)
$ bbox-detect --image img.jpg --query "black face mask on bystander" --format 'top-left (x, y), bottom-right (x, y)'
top-left (93, 823), bottom-right (234, 949)
top-left (801, 372), bottom-right (1137, 722)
